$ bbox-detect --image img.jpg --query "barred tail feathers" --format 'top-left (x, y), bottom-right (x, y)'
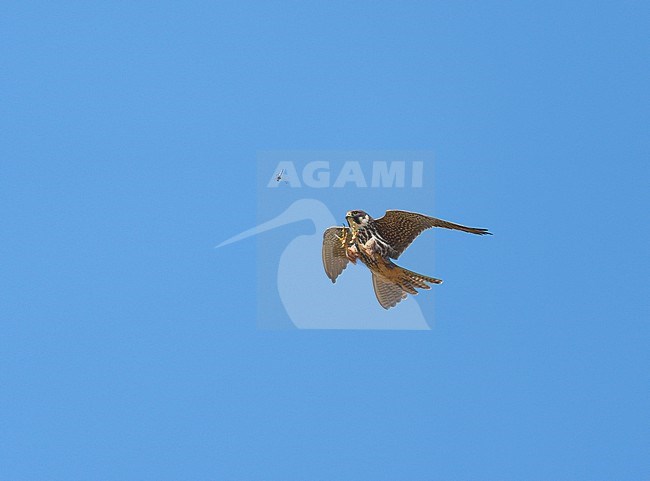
top-left (394, 265), bottom-right (443, 294)
top-left (371, 262), bottom-right (442, 310)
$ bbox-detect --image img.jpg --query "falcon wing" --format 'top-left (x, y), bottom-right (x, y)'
top-left (374, 210), bottom-right (491, 259)
top-left (322, 226), bottom-right (353, 283)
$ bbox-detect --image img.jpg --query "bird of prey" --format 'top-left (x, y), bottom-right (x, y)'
top-left (322, 210), bottom-right (491, 309)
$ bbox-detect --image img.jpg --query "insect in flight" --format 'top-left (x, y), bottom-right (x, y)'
top-left (275, 168), bottom-right (289, 183)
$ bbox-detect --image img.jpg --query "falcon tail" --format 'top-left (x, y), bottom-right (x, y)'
top-left (393, 265), bottom-right (443, 294)
top-left (372, 263), bottom-right (443, 309)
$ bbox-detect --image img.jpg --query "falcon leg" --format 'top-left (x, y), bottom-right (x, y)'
top-left (336, 227), bottom-right (350, 248)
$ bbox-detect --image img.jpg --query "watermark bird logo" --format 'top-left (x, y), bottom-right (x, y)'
top-left (218, 199), bottom-right (436, 329)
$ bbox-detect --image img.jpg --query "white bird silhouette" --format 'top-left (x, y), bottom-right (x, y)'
top-left (217, 199), bottom-right (432, 330)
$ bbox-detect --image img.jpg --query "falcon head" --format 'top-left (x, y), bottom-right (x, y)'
top-left (346, 210), bottom-right (372, 228)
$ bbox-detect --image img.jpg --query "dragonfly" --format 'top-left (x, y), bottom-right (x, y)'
top-left (275, 168), bottom-right (288, 183)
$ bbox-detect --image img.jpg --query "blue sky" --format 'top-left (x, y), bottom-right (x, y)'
top-left (1, 1), bottom-right (649, 480)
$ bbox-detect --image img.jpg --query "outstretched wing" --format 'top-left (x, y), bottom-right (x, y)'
top-left (374, 210), bottom-right (491, 259)
top-left (322, 226), bottom-right (353, 283)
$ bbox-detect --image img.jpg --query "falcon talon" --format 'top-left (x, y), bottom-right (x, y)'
top-left (336, 227), bottom-right (350, 247)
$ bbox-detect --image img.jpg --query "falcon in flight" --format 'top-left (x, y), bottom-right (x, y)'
top-left (322, 209), bottom-right (491, 309)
